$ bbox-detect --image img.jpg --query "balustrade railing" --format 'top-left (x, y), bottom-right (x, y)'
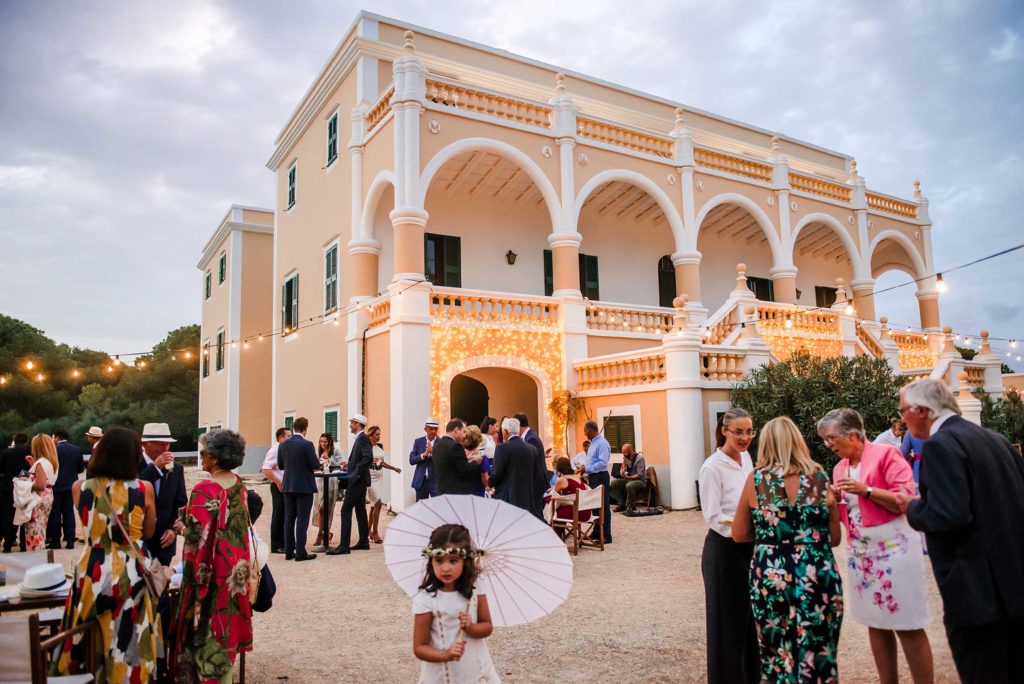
top-left (365, 85), bottom-right (394, 131)
top-left (790, 173), bottom-right (852, 202)
top-left (890, 332), bottom-right (935, 370)
top-left (367, 300), bottom-right (390, 330)
top-left (430, 288), bottom-right (559, 327)
top-left (694, 147), bottom-right (773, 182)
top-left (575, 351), bottom-right (666, 391)
top-left (425, 78), bottom-right (552, 129)
top-left (585, 303), bottom-right (674, 335)
top-left (576, 117), bottom-right (673, 158)
top-left (963, 364), bottom-right (986, 387)
top-left (700, 347), bottom-right (746, 382)
top-left (866, 192), bottom-right (917, 218)
top-left (856, 324), bottom-right (884, 358)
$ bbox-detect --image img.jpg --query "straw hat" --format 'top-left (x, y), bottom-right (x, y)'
top-left (85, 426), bottom-right (103, 438)
top-left (141, 423), bottom-right (176, 442)
top-left (349, 413), bottom-right (368, 426)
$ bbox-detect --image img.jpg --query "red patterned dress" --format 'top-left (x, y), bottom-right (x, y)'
top-left (170, 477), bottom-right (253, 683)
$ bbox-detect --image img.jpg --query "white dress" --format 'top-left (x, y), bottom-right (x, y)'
top-left (368, 444), bottom-right (386, 506)
top-left (843, 464), bottom-right (929, 630)
top-left (413, 589), bottom-right (500, 684)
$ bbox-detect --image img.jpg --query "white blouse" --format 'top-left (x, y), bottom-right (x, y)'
top-left (698, 449), bottom-right (753, 538)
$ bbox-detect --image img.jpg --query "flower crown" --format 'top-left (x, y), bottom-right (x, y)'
top-left (422, 545), bottom-right (485, 560)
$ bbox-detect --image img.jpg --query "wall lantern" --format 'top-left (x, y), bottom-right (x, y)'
top-left (505, 250), bottom-right (517, 265)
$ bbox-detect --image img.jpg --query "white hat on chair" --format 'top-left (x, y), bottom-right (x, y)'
top-left (19, 563), bottom-right (70, 593)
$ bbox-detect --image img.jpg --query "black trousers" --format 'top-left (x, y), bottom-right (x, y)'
top-left (702, 530), bottom-right (759, 684)
top-left (268, 482), bottom-right (285, 551)
top-left (283, 492), bottom-right (313, 557)
top-left (587, 471), bottom-right (612, 540)
top-left (946, 616), bottom-right (1024, 683)
top-left (1, 487), bottom-right (19, 550)
top-left (46, 489), bottom-right (76, 546)
top-left (338, 481), bottom-right (369, 549)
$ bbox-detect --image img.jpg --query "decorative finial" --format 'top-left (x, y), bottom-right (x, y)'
top-left (834, 278), bottom-right (848, 304)
top-left (957, 371), bottom-right (972, 400)
top-left (673, 294), bottom-right (689, 309)
top-left (943, 325), bottom-right (952, 334)
top-left (737, 263), bottom-right (747, 275)
top-left (980, 330), bottom-right (991, 353)
top-left (674, 107), bottom-right (685, 131)
top-left (403, 30), bottom-right (416, 53)
top-left (942, 326), bottom-right (955, 354)
top-left (850, 159), bottom-right (858, 174)
top-left (880, 316), bottom-right (888, 326)
top-left (913, 180), bottom-right (922, 200)
top-left (879, 317), bottom-right (891, 340)
top-left (555, 72), bottom-right (566, 95)
top-left (770, 136), bottom-right (781, 153)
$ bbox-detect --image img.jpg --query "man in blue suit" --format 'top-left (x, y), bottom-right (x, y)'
top-left (48, 428), bottom-right (85, 549)
top-left (277, 416), bottom-right (320, 561)
top-left (329, 413), bottom-right (373, 555)
top-left (409, 417), bottom-right (439, 501)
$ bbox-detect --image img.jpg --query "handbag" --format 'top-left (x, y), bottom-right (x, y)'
top-left (101, 487), bottom-right (169, 597)
top-left (247, 530), bottom-right (261, 605)
top-left (251, 563), bottom-right (276, 612)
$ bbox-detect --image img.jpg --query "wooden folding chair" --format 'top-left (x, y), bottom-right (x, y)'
top-left (576, 485), bottom-right (606, 552)
top-left (644, 467), bottom-right (660, 507)
top-left (0, 612), bottom-right (97, 683)
top-left (549, 491), bottom-right (581, 555)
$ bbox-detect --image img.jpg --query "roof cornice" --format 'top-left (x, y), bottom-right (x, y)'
top-left (198, 221), bottom-right (274, 270)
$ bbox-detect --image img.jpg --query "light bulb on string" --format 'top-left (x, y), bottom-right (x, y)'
top-left (184, 351), bottom-right (192, 359)
top-left (243, 341), bottom-right (250, 349)
top-left (936, 273), bottom-right (947, 293)
top-left (36, 373), bottom-right (44, 382)
top-left (72, 370), bottom-right (80, 378)
top-left (258, 334), bottom-right (264, 341)
top-left (106, 366), bottom-right (113, 373)
top-left (843, 304), bottom-right (854, 316)
top-left (114, 356), bottom-right (121, 366)
top-left (25, 361), bottom-right (34, 370)
top-left (1012, 340), bottom-right (1018, 348)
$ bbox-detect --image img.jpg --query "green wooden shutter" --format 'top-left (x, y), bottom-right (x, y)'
top-left (603, 416), bottom-right (635, 453)
top-left (219, 254), bottom-right (226, 284)
top-left (284, 416), bottom-right (294, 431)
top-left (290, 275), bottom-right (299, 328)
top-left (195, 426), bottom-right (207, 438)
top-left (543, 249), bottom-right (553, 296)
top-left (325, 246), bottom-right (338, 312)
top-left (287, 165), bottom-right (296, 208)
top-left (443, 236), bottom-right (461, 287)
top-left (324, 411), bottom-right (339, 441)
top-left (216, 332), bottom-right (225, 371)
top-left (281, 281), bottom-right (287, 330)
top-left (579, 253), bottom-right (599, 301)
top-left (658, 255), bottom-right (676, 307)
top-left (327, 114), bottom-right (338, 164)
top-left (205, 272), bottom-right (211, 299)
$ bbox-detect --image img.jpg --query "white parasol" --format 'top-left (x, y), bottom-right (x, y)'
top-left (383, 495), bottom-right (573, 627)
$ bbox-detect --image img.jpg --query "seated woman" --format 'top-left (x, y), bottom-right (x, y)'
top-left (548, 457), bottom-right (590, 523)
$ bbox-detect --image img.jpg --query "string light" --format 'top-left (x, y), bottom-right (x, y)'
top-left (138, 360), bottom-right (146, 368)
top-left (72, 370), bottom-right (80, 378)
top-left (114, 356), bottom-right (122, 366)
top-left (184, 351), bottom-right (192, 359)
top-left (0, 377), bottom-right (6, 385)
top-left (258, 334), bottom-right (264, 341)
top-left (843, 304), bottom-right (854, 316)
top-left (36, 373), bottom-right (44, 382)
top-left (106, 366), bottom-right (113, 373)
top-left (243, 341), bottom-right (250, 349)
top-left (25, 361), bottom-right (34, 370)
top-left (935, 273), bottom-right (947, 293)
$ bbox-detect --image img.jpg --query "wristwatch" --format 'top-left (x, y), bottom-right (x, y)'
top-left (865, 486), bottom-right (873, 500)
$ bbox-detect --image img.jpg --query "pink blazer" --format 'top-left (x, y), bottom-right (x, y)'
top-left (833, 440), bottom-right (915, 530)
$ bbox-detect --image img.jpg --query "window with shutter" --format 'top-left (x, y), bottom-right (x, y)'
top-left (202, 341), bottom-right (210, 378)
top-left (324, 410), bottom-right (339, 442)
top-left (326, 113), bottom-right (338, 166)
top-left (815, 285), bottom-right (837, 308)
top-left (287, 164), bottom-right (296, 209)
top-left (746, 276), bottom-right (775, 302)
top-left (215, 331), bottom-right (225, 371)
top-left (284, 415), bottom-right (294, 431)
top-left (282, 274), bottom-right (299, 332)
top-left (424, 233), bottom-right (461, 287)
top-left (658, 255), bottom-right (676, 307)
top-left (602, 416), bottom-right (636, 453)
top-left (324, 245), bottom-right (338, 313)
top-left (195, 426), bottom-right (207, 438)
top-left (543, 249), bottom-right (553, 296)
top-left (218, 253), bottom-right (226, 284)
top-left (579, 253), bottom-right (599, 301)
top-left (204, 272), bottom-right (211, 299)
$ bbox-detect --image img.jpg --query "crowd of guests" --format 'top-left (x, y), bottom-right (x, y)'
top-left (699, 378), bottom-right (1024, 684)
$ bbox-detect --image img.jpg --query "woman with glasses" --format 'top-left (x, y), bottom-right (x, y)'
top-left (698, 408), bottom-right (759, 684)
top-left (818, 408), bottom-right (932, 684)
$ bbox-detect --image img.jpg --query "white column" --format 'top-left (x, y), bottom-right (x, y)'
top-left (877, 318), bottom-right (901, 373)
top-left (671, 109), bottom-right (705, 322)
top-left (830, 279), bottom-right (858, 357)
top-left (956, 372), bottom-right (983, 425)
top-left (662, 301), bottom-right (705, 509)
top-left (975, 331), bottom-right (1006, 398)
top-left (550, 73), bottom-right (576, 236)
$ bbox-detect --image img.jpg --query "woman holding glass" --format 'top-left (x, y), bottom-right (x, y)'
top-left (698, 408), bottom-right (759, 684)
top-left (818, 408), bottom-right (932, 684)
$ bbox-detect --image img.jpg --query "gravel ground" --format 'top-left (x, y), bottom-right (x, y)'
top-left (49, 474), bottom-right (957, 683)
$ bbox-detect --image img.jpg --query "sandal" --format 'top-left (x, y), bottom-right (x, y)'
top-left (371, 533), bottom-right (383, 544)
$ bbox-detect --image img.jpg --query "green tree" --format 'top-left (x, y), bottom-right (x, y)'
top-left (978, 390), bottom-right (1024, 446)
top-left (730, 355), bottom-right (907, 471)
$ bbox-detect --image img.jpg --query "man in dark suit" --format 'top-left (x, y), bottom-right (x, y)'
top-left (48, 429), bottom-right (85, 549)
top-left (433, 419), bottom-right (480, 495)
top-left (899, 379), bottom-right (1024, 683)
top-left (491, 417), bottom-right (549, 519)
top-left (409, 418), bottom-right (440, 500)
top-left (513, 413), bottom-right (550, 519)
top-left (1, 433), bottom-right (31, 552)
top-left (277, 417), bottom-right (319, 561)
top-left (329, 414), bottom-right (373, 555)
top-left (138, 422), bottom-right (188, 566)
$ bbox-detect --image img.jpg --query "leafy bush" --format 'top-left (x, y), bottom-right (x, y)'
top-left (730, 355), bottom-right (907, 471)
top-left (978, 390), bottom-right (1024, 446)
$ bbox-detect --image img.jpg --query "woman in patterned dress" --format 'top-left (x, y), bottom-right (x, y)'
top-left (733, 417), bottom-right (844, 683)
top-left (819, 408), bottom-right (932, 684)
top-left (169, 429), bottom-right (253, 684)
top-left (24, 433), bottom-right (59, 551)
top-left (53, 427), bottom-right (161, 683)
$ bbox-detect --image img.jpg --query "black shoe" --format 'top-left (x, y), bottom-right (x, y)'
top-left (285, 553), bottom-right (294, 560)
top-left (295, 553), bottom-right (317, 561)
top-left (613, 506), bottom-right (626, 513)
top-left (271, 548), bottom-right (285, 554)
top-left (326, 546), bottom-right (351, 555)
top-left (351, 542), bottom-right (371, 551)
top-left (65, 542), bottom-right (75, 549)
top-left (604, 537), bottom-right (613, 544)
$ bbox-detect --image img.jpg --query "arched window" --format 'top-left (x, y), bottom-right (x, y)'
top-left (658, 255), bottom-right (676, 307)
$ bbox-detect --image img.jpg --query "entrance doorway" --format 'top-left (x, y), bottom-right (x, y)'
top-left (449, 367), bottom-right (540, 430)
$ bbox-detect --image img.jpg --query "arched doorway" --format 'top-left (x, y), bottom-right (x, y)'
top-left (449, 367), bottom-right (539, 429)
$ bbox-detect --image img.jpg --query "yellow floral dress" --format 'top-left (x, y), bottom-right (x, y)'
top-left (53, 477), bottom-right (160, 683)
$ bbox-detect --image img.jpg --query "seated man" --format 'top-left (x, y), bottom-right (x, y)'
top-left (609, 444), bottom-right (647, 512)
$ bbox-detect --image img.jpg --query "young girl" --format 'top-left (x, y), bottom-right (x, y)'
top-left (413, 524), bottom-right (500, 683)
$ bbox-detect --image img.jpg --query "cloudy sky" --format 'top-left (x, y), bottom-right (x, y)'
top-left (1, 1), bottom-right (1022, 366)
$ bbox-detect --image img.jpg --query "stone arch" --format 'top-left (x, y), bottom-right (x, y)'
top-left (693, 193), bottom-right (784, 266)
top-left (360, 170), bottom-right (396, 240)
top-left (791, 212), bottom-right (865, 278)
top-left (436, 355), bottom-right (555, 446)
top-left (418, 137), bottom-right (561, 230)
top-left (867, 230), bottom-right (927, 281)
top-left (573, 169), bottom-right (685, 247)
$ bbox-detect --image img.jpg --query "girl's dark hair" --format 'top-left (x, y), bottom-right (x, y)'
top-left (555, 456), bottom-right (573, 475)
top-left (418, 524), bottom-right (478, 600)
top-left (480, 416), bottom-right (497, 434)
top-left (715, 407), bottom-right (752, 448)
top-left (247, 490), bottom-right (264, 523)
top-left (88, 427), bottom-right (141, 480)
top-left (318, 432), bottom-right (335, 456)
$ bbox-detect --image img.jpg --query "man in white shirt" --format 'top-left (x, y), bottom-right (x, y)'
top-left (261, 427), bottom-right (291, 554)
top-left (571, 440), bottom-right (590, 474)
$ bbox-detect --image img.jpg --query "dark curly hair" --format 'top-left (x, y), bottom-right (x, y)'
top-left (418, 524), bottom-right (478, 600)
top-left (205, 429), bottom-right (246, 470)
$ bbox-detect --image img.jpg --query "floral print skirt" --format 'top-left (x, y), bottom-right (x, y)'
top-left (845, 515), bottom-right (929, 630)
top-left (25, 488), bottom-right (53, 551)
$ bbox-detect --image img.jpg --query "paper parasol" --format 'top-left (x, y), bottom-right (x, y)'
top-left (383, 494), bottom-right (573, 627)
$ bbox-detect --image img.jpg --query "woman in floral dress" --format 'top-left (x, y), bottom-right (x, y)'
top-left (24, 433), bottom-right (59, 551)
top-left (733, 417), bottom-right (843, 683)
top-left (53, 427), bottom-right (161, 683)
top-left (819, 408), bottom-right (932, 683)
top-left (169, 430), bottom-right (253, 684)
